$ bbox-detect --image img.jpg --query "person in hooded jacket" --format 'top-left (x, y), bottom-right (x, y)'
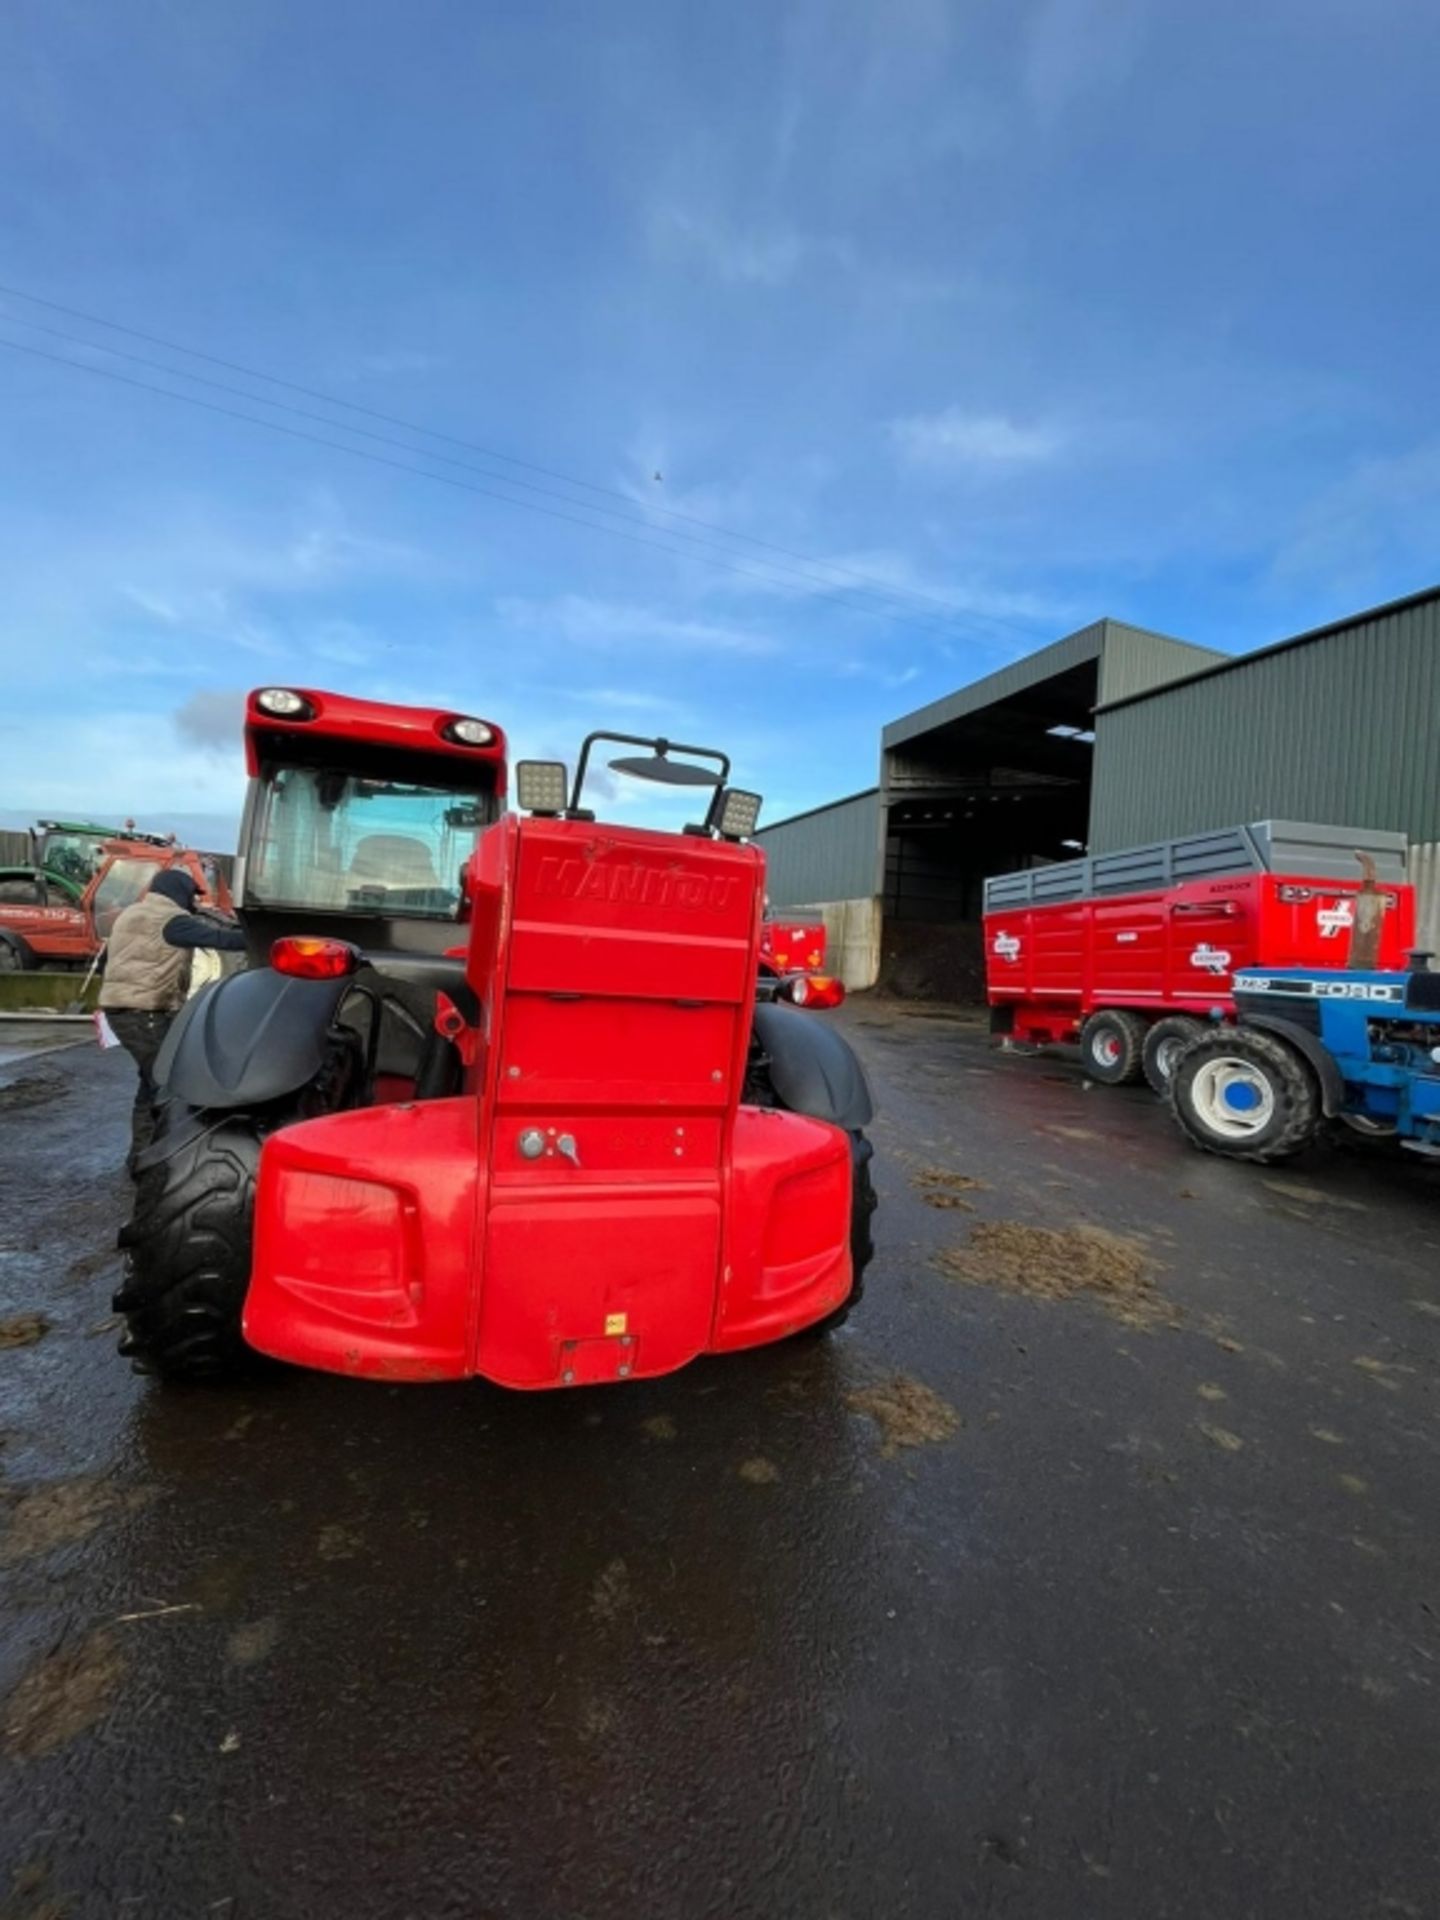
top-left (99, 868), bottom-right (247, 1171)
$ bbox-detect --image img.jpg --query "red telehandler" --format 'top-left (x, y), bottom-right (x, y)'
top-left (116, 688), bottom-right (876, 1386)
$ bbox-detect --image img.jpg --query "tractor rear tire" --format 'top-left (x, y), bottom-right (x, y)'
top-left (1142, 1015), bottom-right (1206, 1095)
top-left (114, 1120), bottom-right (261, 1383)
top-left (0, 934), bottom-right (33, 973)
top-left (1168, 1027), bottom-right (1321, 1163)
top-left (1079, 1009), bottom-right (1148, 1086)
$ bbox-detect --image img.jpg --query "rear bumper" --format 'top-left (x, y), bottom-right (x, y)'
top-left (245, 1099), bottom-right (854, 1386)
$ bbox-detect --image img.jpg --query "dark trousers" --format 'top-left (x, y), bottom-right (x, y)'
top-left (107, 1008), bottom-right (174, 1169)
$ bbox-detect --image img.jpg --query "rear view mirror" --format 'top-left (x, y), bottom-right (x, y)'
top-left (516, 761), bottom-right (569, 814)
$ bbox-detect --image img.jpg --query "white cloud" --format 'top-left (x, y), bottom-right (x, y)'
top-left (889, 407), bottom-right (1061, 470)
top-left (494, 593), bottom-right (773, 655)
top-left (648, 204), bottom-right (855, 286)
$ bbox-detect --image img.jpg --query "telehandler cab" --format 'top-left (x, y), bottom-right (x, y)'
top-left (116, 688), bottom-right (876, 1385)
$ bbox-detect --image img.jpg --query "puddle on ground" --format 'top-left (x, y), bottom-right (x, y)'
top-left (937, 1220), bottom-right (1173, 1329)
top-left (0, 1075), bottom-right (68, 1114)
top-left (3, 1629), bottom-right (125, 1759)
top-left (846, 1374), bottom-right (961, 1457)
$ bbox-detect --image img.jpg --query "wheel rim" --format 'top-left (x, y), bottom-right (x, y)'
top-left (1092, 1029), bottom-right (1122, 1069)
top-left (1154, 1035), bottom-right (1185, 1083)
top-left (1189, 1055), bottom-right (1276, 1138)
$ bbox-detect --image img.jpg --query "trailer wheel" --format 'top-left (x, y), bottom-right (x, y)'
top-left (1141, 1015), bottom-right (1206, 1095)
top-left (1079, 1009), bottom-right (1147, 1086)
top-left (114, 1119), bottom-right (261, 1383)
top-left (1168, 1027), bottom-right (1320, 1163)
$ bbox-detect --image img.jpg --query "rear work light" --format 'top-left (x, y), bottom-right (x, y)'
top-left (271, 936), bottom-right (362, 980)
top-left (442, 716), bottom-right (495, 747)
top-left (784, 973), bottom-right (845, 1010)
top-left (255, 688), bottom-right (316, 719)
top-left (515, 760), bottom-right (570, 814)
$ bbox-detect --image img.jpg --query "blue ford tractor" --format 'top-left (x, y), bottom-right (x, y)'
top-left (1168, 954), bottom-right (1440, 1163)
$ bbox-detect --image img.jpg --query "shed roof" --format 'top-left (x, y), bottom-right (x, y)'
top-left (882, 619), bottom-right (1221, 750)
top-left (1097, 581), bottom-right (1440, 716)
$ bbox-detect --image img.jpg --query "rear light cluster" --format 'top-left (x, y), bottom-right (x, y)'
top-left (786, 973), bottom-right (845, 1009)
top-left (271, 936), bottom-right (362, 980)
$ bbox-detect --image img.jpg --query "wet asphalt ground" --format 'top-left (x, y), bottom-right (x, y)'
top-left (1, 1002), bottom-right (1437, 1920)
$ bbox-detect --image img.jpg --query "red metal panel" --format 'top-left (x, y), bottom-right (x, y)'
top-left (243, 687), bottom-right (508, 789)
top-left (478, 1192), bottom-right (721, 1387)
top-left (713, 1107), bottom-right (852, 1349)
top-left (246, 1099), bottom-right (481, 1381)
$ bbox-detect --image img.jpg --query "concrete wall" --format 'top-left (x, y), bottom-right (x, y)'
top-left (1409, 843), bottom-right (1440, 958)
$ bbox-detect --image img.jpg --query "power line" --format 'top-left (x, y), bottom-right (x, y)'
top-left (0, 330), bottom-right (1027, 646)
top-left (0, 278), bottom-right (1048, 648)
top-left (3, 309), bottom-right (992, 643)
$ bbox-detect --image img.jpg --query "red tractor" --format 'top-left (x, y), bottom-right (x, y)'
top-left (116, 688), bottom-right (876, 1385)
top-left (0, 832), bottom-right (230, 972)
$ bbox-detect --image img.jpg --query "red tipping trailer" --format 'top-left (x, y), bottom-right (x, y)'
top-left (984, 821), bottom-right (1415, 1091)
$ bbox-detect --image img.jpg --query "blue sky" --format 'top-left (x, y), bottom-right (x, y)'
top-left (2, 0), bottom-right (1438, 848)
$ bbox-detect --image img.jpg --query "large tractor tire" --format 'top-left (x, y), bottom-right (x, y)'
top-left (793, 1129), bottom-right (877, 1335)
top-left (1168, 1027), bottom-right (1321, 1163)
top-left (1141, 1014), bottom-right (1206, 1095)
top-left (1079, 1008), bottom-right (1148, 1086)
top-left (114, 1120), bottom-right (262, 1383)
top-left (0, 933), bottom-right (34, 973)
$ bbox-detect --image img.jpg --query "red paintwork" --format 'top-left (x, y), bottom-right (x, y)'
top-left (985, 870), bottom-right (1417, 1045)
top-left (0, 842), bottom-right (232, 967)
top-left (245, 814), bottom-right (855, 1387)
top-left (761, 917), bottom-right (826, 975)
top-left (244, 687), bottom-right (508, 794)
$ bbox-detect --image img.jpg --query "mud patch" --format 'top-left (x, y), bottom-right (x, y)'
top-left (641, 1414), bottom-right (677, 1442)
top-left (913, 1168), bottom-right (988, 1211)
top-left (590, 1557), bottom-right (634, 1623)
top-left (226, 1618), bottom-right (281, 1667)
top-left (65, 1247), bottom-right (119, 1287)
top-left (1046, 1125), bottom-right (1101, 1144)
top-left (738, 1456), bottom-right (779, 1484)
top-left (1198, 1423), bottom-right (1244, 1453)
top-left (846, 1374), bottom-right (960, 1457)
top-left (0, 1313), bottom-right (49, 1351)
top-left (1262, 1179), bottom-right (1366, 1212)
top-left (0, 1076), bottom-right (67, 1115)
top-left (937, 1221), bottom-right (1169, 1329)
top-left (316, 1524), bottom-right (363, 1561)
top-left (0, 1478), bottom-right (153, 1566)
top-left (3, 1629), bottom-right (125, 1759)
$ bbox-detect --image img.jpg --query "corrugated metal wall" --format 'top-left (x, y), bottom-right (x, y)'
top-left (1090, 595), bottom-right (1440, 852)
top-left (1095, 625), bottom-right (1228, 704)
top-left (754, 789), bottom-right (880, 907)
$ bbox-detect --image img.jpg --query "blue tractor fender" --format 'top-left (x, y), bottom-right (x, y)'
top-left (1235, 1012), bottom-right (1347, 1117)
top-left (155, 966), bottom-right (354, 1111)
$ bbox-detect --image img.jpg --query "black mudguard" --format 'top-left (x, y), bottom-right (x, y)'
top-left (752, 1002), bottom-right (874, 1131)
top-left (1237, 1012), bottom-right (1346, 1116)
top-left (155, 967), bottom-right (353, 1111)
